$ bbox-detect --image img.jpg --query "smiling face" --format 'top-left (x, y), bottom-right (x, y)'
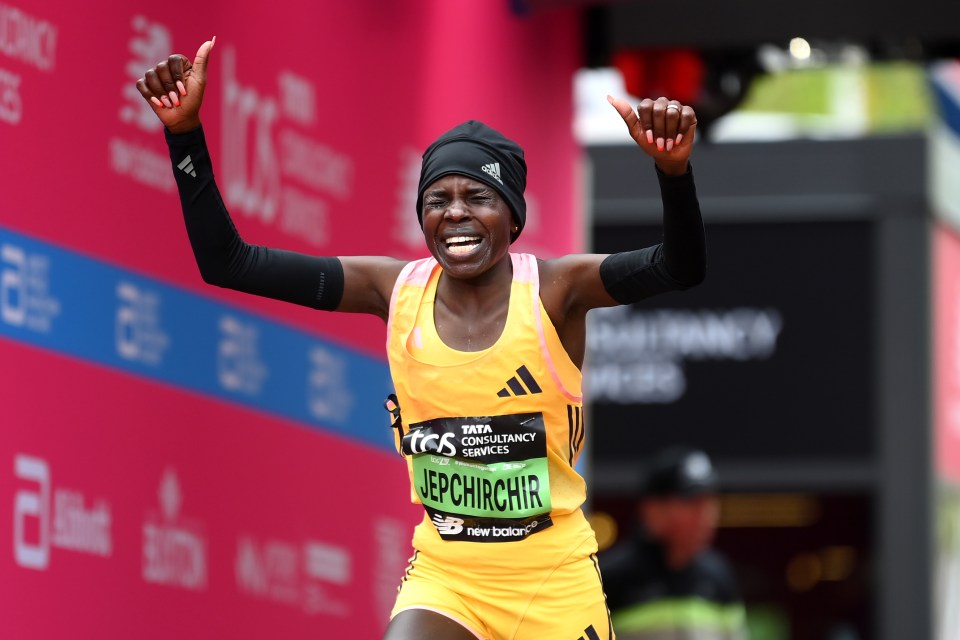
top-left (421, 174), bottom-right (515, 280)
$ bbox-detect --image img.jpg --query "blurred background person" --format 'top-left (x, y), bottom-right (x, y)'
top-left (600, 447), bottom-right (746, 640)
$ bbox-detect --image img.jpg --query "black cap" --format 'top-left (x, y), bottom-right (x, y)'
top-left (416, 120), bottom-right (527, 242)
top-left (640, 447), bottom-right (719, 497)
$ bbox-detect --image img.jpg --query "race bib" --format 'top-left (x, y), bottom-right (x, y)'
top-left (402, 412), bottom-right (553, 542)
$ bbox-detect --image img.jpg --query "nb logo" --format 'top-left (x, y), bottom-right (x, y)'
top-left (431, 514), bottom-right (464, 536)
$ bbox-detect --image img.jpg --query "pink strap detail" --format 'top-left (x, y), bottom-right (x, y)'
top-left (386, 258), bottom-right (435, 345)
top-left (510, 252), bottom-right (535, 283)
top-left (526, 254), bottom-right (583, 403)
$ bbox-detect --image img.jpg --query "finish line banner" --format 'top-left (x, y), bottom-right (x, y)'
top-left (0, 0), bottom-right (581, 637)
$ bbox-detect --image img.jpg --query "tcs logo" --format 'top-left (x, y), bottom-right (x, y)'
top-left (402, 430), bottom-right (457, 457)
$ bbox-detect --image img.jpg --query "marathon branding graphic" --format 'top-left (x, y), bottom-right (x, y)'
top-left (402, 412), bottom-right (553, 542)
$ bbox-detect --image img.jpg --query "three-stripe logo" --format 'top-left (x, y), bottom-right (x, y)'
top-left (177, 155), bottom-right (197, 178)
top-left (577, 625), bottom-right (601, 640)
top-left (497, 365), bottom-right (542, 398)
top-left (481, 162), bottom-right (503, 185)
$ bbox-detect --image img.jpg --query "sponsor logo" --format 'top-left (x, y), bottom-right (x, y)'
top-left (110, 16), bottom-right (175, 192)
top-left (587, 306), bottom-right (784, 403)
top-left (0, 5), bottom-right (59, 72)
top-left (115, 281), bottom-right (170, 366)
top-left (431, 514), bottom-right (464, 536)
top-left (394, 146), bottom-right (425, 249)
top-left (1, 242), bottom-right (60, 333)
top-left (235, 535), bottom-right (352, 616)
top-left (221, 47), bottom-right (351, 247)
top-left (373, 518), bottom-right (408, 618)
top-left (578, 624), bottom-right (602, 640)
top-left (307, 346), bottom-right (353, 422)
top-left (480, 162), bottom-right (503, 185)
top-left (405, 429), bottom-right (457, 457)
top-left (176, 154), bottom-right (196, 177)
top-left (218, 315), bottom-right (269, 396)
top-left (142, 468), bottom-right (207, 590)
top-left (12, 454), bottom-right (112, 571)
top-left (496, 365), bottom-right (543, 397)
top-left (0, 68), bottom-right (21, 125)
top-left (424, 507), bottom-right (553, 542)
top-left (403, 413), bottom-right (544, 461)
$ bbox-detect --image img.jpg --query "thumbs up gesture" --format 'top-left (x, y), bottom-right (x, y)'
top-left (136, 38), bottom-right (216, 133)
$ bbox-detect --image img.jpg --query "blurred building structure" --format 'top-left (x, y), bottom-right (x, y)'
top-left (556, 2), bottom-right (960, 639)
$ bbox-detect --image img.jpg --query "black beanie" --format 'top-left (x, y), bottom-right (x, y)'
top-left (416, 120), bottom-right (527, 240)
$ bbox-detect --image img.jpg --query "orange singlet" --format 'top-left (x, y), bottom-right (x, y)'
top-left (387, 253), bottom-right (613, 640)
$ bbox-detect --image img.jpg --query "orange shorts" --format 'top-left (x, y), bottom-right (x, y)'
top-left (391, 534), bottom-right (613, 640)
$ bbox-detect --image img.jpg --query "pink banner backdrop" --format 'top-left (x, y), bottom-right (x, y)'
top-left (0, 0), bottom-right (581, 352)
top-left (0, 1), bottom-right (581, 637)
top-left (934, 224), bottom-right (960, 484)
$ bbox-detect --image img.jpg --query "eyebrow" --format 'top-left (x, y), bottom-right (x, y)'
top-left (424, 186), bottom-right (495, 198)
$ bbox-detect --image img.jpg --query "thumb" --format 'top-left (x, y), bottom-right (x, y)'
top-left (192, 36), bottom-right (216, 81)
top-left (606, 95), bottom-right (633, 123)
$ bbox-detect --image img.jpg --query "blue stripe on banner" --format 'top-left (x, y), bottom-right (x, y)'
top-left (0, 225), bottom-right (396, 451)
top-left (931, 74), bottom-right (960, 138)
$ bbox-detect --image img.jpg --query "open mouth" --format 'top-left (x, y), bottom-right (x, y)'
top-left (444, 235), bottom-right (482, 256)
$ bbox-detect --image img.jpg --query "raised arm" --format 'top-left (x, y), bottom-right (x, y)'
top-left (539, 96), bottom-right (706, 366)
top-left (136, 39), bottom-right (402, 320)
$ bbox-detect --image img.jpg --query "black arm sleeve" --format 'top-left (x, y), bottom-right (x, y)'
top-left (165, 126), bottom-right (344, 311)
top-left (599, 163), bottom-right (706, 304)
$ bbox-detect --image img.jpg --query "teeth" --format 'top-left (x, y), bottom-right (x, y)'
top-left (448, 243), bottom-right (480, 255)
top-left (445, 236), bottom-right (480, 246)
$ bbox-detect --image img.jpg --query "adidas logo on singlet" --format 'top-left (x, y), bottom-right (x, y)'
top-left (577, 625), bottom-right (601, 640)
top-left (497, 365), bottom-right (542, 397)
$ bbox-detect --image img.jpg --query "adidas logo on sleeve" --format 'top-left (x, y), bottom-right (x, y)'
top-left (177, 155), bottom-right (197, 178)
top-left (481, 162), bottom-right (503, 185)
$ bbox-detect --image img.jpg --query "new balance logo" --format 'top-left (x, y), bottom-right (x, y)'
top-left (497, 365), bottom-right (542, 397)
top-left (481, 162), bottom-right (503, 185)
top-left (431, 514), bottom-right (464, 536)
top-left (177, 155), bottom-right (197, 178)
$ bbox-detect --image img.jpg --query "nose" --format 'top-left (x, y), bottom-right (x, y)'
top-left (443, 199), bottom-right (470, 221)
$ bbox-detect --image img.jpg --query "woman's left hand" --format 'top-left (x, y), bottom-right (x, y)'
top-left (607, 95), bottom-right (697, 176)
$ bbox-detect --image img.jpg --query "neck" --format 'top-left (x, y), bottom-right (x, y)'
top-left (436, 255), bottom-right (513, 313)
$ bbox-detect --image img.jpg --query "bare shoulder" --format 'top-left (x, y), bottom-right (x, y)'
top-left (538, 253), bottom-right (616, 313)
top-left (338, 256), bottom-right (410, 319)
top-left (538, 253), bottom-right (608, 282)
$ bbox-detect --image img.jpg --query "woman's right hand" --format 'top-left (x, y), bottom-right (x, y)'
top-left (136, 38), bottom-right (216, 134)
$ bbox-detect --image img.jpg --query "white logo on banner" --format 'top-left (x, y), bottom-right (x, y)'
top-left (12, 454), bottom-right (113, 571)
top-left (0, 5), bottom-right (58, 71)
top-left (0, 67), bottom-right (21, 125)
top-left (235, 535), bottom-right (352, 616)
top-left (116, 281), bottom-right (170, 366)
top-left (221, 47), bottom-right (352, 247)
top-left (218, 315), bottom-right (269, 396)
top-left (307, 346), bottom-right (353, 422)
top-left (586, 306), bottom-right (784, 403)
top-left (0, 242), bottom-right (61, 333)
top-left (109, 15), bottom-right (175, 192)
top-left (373, 518), bottom-right (408, 619)
top-left (0, 5), bottom-right (58, 127)
top-left (393, 147), bottom-right (424, 250)
top-left (142, 468), bottom-right (207, 590)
